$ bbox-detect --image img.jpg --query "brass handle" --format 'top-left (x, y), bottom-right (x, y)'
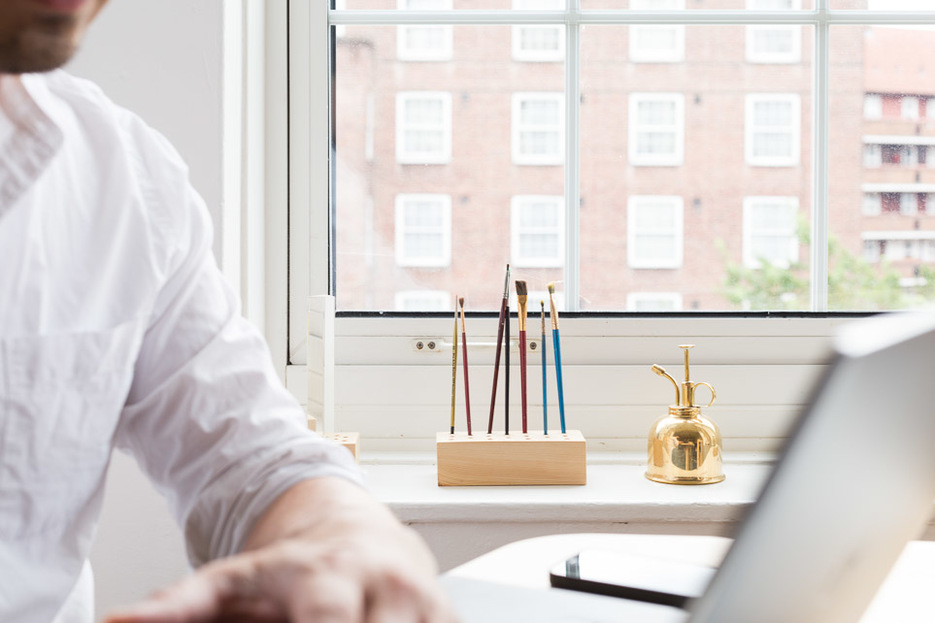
top-left (693, 381), bottom-right (716, 408)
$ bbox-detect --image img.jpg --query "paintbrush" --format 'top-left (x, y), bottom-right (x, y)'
top-left (449, 298), bottom-right (459, 434)
top-left (504, 279), bottom-right (511, 436)
top-left (541, 299), bottom-right (548, 435)
top-left (515, 280), bottom-right (528, 433)
top-left (487, 264), bottom-right (510, 434)
top-left (548, 282), bottom-right (566, 434)
top-left (459, 297), bottom-right (472, 435)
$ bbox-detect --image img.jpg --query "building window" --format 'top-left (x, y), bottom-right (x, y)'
top-left (901, 95), bottom-right (920, 121)
top-left (511, 195), bottom-right (564, 268)
top-left (395, 290), bottom-right (450, 311)
top-left (627, 196), bottom-right (684, 269)
top-left (746, 0), bottom-right (801, 64)
top-left (629, 0), bottom-right (685, 64)
top-left (395, 92), bottom-right (452, 164)
top-left (745, 94), bottom-right (801, 167)
top-left (743, 197), bottom-right (799, 268)
top-left (864, 94), bottom-right (883, 119)
top-left (628, 93), bottom-right (685, 166)
top-left (395, 194), bottom-right (452, 267)
top-left (862, 193), bottom-right (881, 216)
top-left (627, 292), bottom-right (683, 311)
top-left (396, 0), bottom-right (453, 62)
top-left (512, 0), bottom-right (564, 62)
top-left (512, 92), bottom-right (564, 165)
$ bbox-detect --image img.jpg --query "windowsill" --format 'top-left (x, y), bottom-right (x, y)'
top-left (360, 452), bottom-right (771, 525)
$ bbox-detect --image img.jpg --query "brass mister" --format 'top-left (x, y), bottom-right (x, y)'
top-left (646, 344), bottom-right (724, 485)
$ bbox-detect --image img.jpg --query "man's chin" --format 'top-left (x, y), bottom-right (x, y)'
top-left (0, 18), bottom-right (83, 74)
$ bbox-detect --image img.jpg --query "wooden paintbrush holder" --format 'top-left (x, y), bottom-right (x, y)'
top-left (436, 430), bottom-right (587, 486)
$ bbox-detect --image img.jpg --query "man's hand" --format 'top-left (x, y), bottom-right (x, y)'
top-left (104, 477), bottom-right (458, 623)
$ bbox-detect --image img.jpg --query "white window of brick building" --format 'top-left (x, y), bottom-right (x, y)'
top-left (627, 292), bottom-right (683, 312)
top-left (745, 94), bottom-right (801, 167)
top-left (746, 0), bottom-right (801, 64)
top-left (627, 196), bottom-right (684, 269)
top-left (628, 93), bottom-right (684, 166)
top-left (395, 290), bottom-right (450, 311)
top-left (395, 194), bottom-right (452, 267)
top-left (395, 92), bottom-right (452, 164)
top-left (629, 0), bottom-right (685, 64)
top-left (396, 0), bottom-right (453, 62)
top-left (511, 195), bottom-right (565, 268)
top-left (512, 92), bottom-right (564, 165)
top-left (901, 95), bottom-right (920, 121)
top-left (862, 193), bottom-right (882, 216)
top-left (864, 94), bottom-right (883, 119)
top-left (512, 0), bottom-right (564, 63)
top-left (743, 197), bottom-right (799, 268)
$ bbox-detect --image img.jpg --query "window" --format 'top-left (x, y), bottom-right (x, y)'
top-left (627, 292), bottom-right (683, 311)
top-left (745, 0), bottom-right (801, 64)
top-left (296, 2), bottom-right (935, 454)
top-left (627, 196), bottom-right (683, 269)
top-left (862, 193), bottom-right (881, 216)
top-left (743, 197), bottom-right (799, 269)
top-left (511, 195), bottom-right (564, 267)
top-left (629, 0), bottom-right (685, 64)
top-left (395, 194), bottom-right (452, 267)
top-left (395, 92), bottom-right (452, 164)
top-left (512, 92), bottom-right (564, 165)
top-left (396, 0), bottom-right (453, 62)
top-left (395, 290), bottom-right (450, 311)
top-left (901, 95), bottom-right (920, 121)
top-left (628, 93), bottom-right (684, 166)
top-left (512, 0), bottom-right (564, 62)
top-left (745, 94), bottom-right (801, 166)
top-left (864, 94), bottom-right (882, 119)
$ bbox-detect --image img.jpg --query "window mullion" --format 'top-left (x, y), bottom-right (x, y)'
top-left (564, 0), bottom-right (581, 311)
top-left (810, 1), bottom-right (829, 311)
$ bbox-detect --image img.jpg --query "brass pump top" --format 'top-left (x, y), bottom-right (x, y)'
top-left (651, 344), bottom-right (717, 417)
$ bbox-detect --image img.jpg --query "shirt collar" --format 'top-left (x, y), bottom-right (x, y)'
top-left (0, 72), bottom-right (64, 221)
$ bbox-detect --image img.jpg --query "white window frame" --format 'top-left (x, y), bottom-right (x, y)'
top-left (396, 0), bottom-right (453, 62)
top-left (394, 194), bottom-right (452, 267)
top-left (395, 91), bottom-right (452, 164)
top-left (901, 95), bottom-right (920, 121)
top-left (512, 0), bottom-right (565, 62)
top-left (628, 93), bottom-right (685, 167)
top-left (284, 3), bottom-right (935, 452)
top-left (864, 93), bottom-right (882, 120)
top-left (745, 93), bottom-right (801, 167)
top-left (511, 195), bottom-right (565, 268)
top-left (743, 196), bottom-right (799, 269)
top-left (627, 292), bottom-right (683, 311)
top-left (629, 0), bottom-right (685, 64)
top-left (627, 196), bottom-right (684, 269)
top-left (512, 92), bottom-right (565, 165)
top-left (395, 290), bottom-right (451, 311)
top-left (745, 0), bottom-right (801, 64)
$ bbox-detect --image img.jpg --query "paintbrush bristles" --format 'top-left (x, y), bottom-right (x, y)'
top-left (515, 280), bottom-right (528, 331)
top-left (547, 282), bottom-right (560, 330)
top-left (459, 297), bottom-right (466, 328)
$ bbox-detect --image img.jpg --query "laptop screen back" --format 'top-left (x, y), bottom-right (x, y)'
top-left (687, 311), bottom-right (935, 623)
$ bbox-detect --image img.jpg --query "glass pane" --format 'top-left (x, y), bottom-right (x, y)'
top-left (829, 25), bottom-right (935, 311)
top-left (335, 25), bottom-right (565, 310)
top-left (582, 0), bottom-right (814, 9)
top-left (580, 24), bottom-right (814, 311)
top-left (339, 0), bottom-right (559, 10)
top-left (831, 0), bottom-right (926, 9)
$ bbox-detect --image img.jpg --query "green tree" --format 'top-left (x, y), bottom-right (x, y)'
top-left (722, 223), bottom-right (935, 311)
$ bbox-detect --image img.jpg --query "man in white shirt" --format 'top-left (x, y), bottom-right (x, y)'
top-left (0, 1), bottom-right (454, 622)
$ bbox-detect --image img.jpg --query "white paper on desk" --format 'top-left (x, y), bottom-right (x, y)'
top-left (441, 575), bottom-right (687, 623)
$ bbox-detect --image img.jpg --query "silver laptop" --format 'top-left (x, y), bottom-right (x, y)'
top-left (444, 310), bottom-right (935, 623)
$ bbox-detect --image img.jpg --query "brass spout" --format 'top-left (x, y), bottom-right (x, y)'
top-left (651, 364), bottom-right (680, 406)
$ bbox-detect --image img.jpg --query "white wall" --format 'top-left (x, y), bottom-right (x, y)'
top-left (66, 1), bottom-right (231, 618)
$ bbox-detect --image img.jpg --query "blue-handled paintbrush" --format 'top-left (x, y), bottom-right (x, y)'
top-left (547, 282), bottom-right (566, 434)
top-left (540, 299), bottom-right (548, 435)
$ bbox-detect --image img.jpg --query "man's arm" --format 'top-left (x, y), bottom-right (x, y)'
top-left (104, 476), bottom-right (457, 622)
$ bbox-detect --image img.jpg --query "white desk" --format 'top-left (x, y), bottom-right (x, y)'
top-left (448, 533), bottom-right (935, 622)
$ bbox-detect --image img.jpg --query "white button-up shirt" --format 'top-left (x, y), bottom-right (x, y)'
top-left (0, 71), bottom-right (362, 623)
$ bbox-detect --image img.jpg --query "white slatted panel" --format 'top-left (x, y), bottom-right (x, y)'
top-left (286, 315), bottom-right (855, 452)
top-left (306, 296), bottom-right (335, 434)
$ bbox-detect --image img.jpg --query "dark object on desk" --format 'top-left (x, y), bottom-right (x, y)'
top-left (441, 575), bottom-right (685, 623)
top-left (549, 549), bottom-right (715, 609)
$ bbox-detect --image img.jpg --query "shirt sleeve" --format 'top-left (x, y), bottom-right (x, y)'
top-left (113, 125), bottom-right (362, 567)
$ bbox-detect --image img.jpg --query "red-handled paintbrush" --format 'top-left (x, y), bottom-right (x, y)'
top-left (487, 264), bottom-right (510, 434)
top-left (459, 297), bottom-right (472, 435)
top-left (515, 280), bottom-right (528, 433)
